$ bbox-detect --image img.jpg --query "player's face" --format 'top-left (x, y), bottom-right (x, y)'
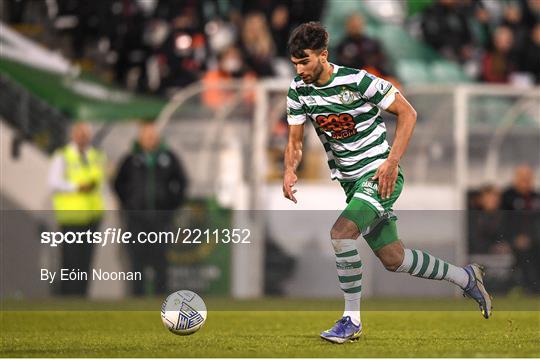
top-left (291, 49), bottom-right (326, 84)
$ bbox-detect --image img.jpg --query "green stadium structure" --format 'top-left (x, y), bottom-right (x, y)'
top-left (0, 58), bottom-right (166, 122)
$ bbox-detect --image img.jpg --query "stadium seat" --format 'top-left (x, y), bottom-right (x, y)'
top-left (395, 59), bottom-right (431, 84)
top-left (324, 0), bottom-right (471, 85)
top-left (430, 61), bottom-right (470, 84)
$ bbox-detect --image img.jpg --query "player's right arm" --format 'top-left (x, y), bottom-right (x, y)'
top-left (283, 124), bottom-right (304, 203)
top-left (283, 81), bottom-right (306, 203)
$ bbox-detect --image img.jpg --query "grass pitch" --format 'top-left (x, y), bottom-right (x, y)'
top-left (1, 297), bottom-right (539, 357)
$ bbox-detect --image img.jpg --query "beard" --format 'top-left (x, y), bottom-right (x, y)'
top-left (303, 60), bottom-right (324, 84)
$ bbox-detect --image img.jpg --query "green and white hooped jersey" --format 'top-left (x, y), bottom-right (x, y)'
top-left (287, 64), bottom-right (399, 181)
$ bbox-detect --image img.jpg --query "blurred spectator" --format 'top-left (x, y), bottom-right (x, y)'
top-left (7, 0), bottom-right (536, 90)
top-left (239, 0), bottom-right (278, 21)
top-left (480, 26), bottom-right (517, 83)
top-left (468, 185), bottom-right (510, 254)
top-left (48, 122), bottom-right (106, 296)
top-left (156, 12), bottom-right (208, 91)
top-left (501, 2), bottom-right (529, 52)
top-left (153, 0), bottom-right (204, 28)
top-left (501, 165), bottom-right (540, 293)
top-left (421, 0), bottom-right (474, 63)
top-left (502, 165), bottom-right (540, 210)
top-left (270, 4), bottom-right (291, 57)
top-left (240, 12), bottom-right (276, 77)
top-left (519, 23), bottom-right (540, 83)
top-left (237, 0), bottom-right (326, 57)
top-left (239, 0), bottom-right (326, 27)
top-left (521, 0), bottom-right (540, 30)
top-left (335, 13), bottom-right (396, 81)
top-left (114, 122), bottom-right (188, 296)
top-left (202, 46), bottom-right (256, 111)
top-left (112, 1), bottom-right (149, 91)
top-left (465, 0), bottom-right (492, 49)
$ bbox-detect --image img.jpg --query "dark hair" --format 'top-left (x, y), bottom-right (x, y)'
top-left (287, 21), bottom-right (328, 58)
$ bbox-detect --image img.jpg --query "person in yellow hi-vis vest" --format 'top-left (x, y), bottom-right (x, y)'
top-left (48, 122), bottom-right (106, 296)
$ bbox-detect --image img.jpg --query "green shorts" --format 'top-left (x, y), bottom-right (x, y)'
top-left (340, 168), bottom-right (404, 251)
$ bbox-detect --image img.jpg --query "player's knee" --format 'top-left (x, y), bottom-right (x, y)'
top-left (377, 245), bottom-right (404, 272)
top-left (330, 221), bottom-right (359, 239)
top-left (382, 258), bottom-right (401, 272)
top-left (330, 227), bottom-right (349, 239)
top-left (330, 215), bottom-right (361, 239)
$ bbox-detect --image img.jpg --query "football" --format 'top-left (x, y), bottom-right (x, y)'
top-left (161, 290), bottom-right (207, 335)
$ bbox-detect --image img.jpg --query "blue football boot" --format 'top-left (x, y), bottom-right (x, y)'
top-left (320, 316), bottom-right (362, 344)
top-left (463, 264), bottom-right (492, 319)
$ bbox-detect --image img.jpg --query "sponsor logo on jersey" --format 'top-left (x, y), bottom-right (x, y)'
top-left (361, 179), bottom-right (378, 196)
top-left (315, 113), bottom-right (357, 139)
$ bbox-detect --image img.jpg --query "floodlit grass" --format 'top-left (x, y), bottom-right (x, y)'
top-left (1, 298), bottom-right (539, 357)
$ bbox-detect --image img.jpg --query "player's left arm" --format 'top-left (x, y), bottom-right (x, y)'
top-left (372, 92), bottom-right (417, 199)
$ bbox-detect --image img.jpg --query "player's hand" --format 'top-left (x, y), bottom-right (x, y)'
top-left (283, 170), bottom-right (298, 203)
top-left (372, 159), bottom-right (398, 200)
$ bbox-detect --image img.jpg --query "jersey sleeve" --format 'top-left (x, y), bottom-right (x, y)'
top-left (356, 71), bottom-right (400, 110)
top-left (286, 81), bottom-right (306, 125)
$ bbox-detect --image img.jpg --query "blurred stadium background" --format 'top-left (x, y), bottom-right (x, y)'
top-left (1, 0), bottom-right (539, 303)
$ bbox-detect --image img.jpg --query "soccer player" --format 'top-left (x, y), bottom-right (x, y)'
top-left (283, 22), bottom-right (492, 344)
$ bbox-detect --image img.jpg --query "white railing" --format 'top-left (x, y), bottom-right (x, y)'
top-left (158, 81), bottom-right (540, 202)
